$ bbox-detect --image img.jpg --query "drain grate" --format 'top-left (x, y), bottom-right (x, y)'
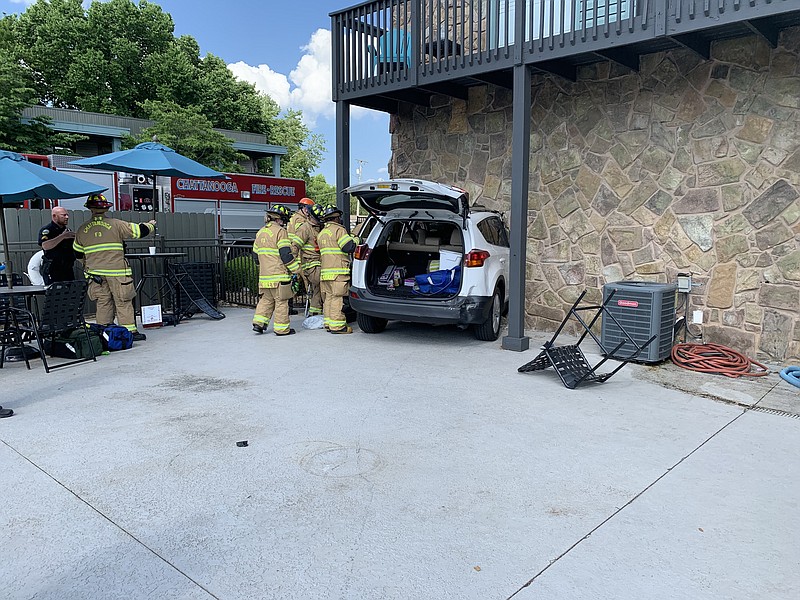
top-left (749, 406), bottom-right (800, 419)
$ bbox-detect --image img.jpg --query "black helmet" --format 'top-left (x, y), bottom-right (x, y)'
top-left (308, 203), bottom-right (324, 223)
top-left (85, 194), bottom-right (112, 209)
top-left (321, 205), bottom-right (343, 221)
top-left (267, 204), bottom-right (292, 221)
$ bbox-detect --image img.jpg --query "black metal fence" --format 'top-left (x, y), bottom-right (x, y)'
top-left (1, 208), bottom-right (261, 310)
top-left (2, 237), bottom-right (261, 313)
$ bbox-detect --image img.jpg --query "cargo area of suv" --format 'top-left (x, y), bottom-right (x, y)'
top-left (346, 179), bottom-right (510, 341)
top-left (363, 219), bottom-right (464, 299)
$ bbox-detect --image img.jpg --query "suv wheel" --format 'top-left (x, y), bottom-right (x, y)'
top-left (474, 288), bottom-right (502, 341)
top-left (357, 312), bottom-right (388, 334)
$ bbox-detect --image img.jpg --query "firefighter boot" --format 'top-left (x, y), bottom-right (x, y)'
top-left (329, 325), bottom-right (353, 334)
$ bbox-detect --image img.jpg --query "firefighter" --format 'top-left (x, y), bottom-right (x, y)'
top-left (317, 205), bottom-right (359, 334)
top-left (287, 197), bottom-right (314, 237)
top-left (73, 194), bottom-right (156, 341)
top-left (288, 198), bottom-right (323, 316)
top-left (252, 204), bottom-right (301, 336)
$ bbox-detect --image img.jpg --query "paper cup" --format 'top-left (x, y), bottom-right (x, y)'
top-left (148, 246), bottom-right (157, 255)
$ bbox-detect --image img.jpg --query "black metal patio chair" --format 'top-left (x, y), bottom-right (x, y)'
top-left (17, 279), bottom-right (97, 373)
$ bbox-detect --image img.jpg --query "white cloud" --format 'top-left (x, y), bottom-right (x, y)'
top-left (287, 29), bottom-right (335, 127)
top-left (229, 28), bottom-right (385, 129)
top-left (10, 0), bottom-right (36, 4)
top-left (228, 61), bottom-right (291, 109)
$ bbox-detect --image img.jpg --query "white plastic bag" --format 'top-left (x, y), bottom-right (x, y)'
top-left (302, 315), bottom-right (325, 330)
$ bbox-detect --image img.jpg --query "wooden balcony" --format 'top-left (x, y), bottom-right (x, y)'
top-left (331, 0), bottom-right (800, 111)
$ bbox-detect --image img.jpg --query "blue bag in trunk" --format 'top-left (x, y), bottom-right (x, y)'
top-left (413, 266), bottom-right (461, 296)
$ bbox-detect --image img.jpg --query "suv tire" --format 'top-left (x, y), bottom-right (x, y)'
top-left (474, 288), bottom-right (502, 341)
top-left (357, 312), bottom-right (388, 334)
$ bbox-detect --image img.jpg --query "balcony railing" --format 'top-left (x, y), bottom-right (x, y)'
top-left (331, 0), bottom-right (800, 103)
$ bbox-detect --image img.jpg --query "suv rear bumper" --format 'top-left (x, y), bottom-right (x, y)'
top-left (349, 287), bottom-right (492, 325)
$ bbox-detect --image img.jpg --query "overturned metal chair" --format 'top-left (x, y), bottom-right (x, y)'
top-left (518, 289), bottom-right (656, 389)
top-left (170, 263), bottom-right (225, 321)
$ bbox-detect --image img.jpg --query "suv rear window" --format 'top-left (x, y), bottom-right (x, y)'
top-left (357, 192), bottom-right (461, 213)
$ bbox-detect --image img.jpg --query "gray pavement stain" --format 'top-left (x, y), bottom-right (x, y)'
top-left (159, 375), bottom-right (252, 393)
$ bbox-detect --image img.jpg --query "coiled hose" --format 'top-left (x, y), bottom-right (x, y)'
top-left (779, 366), bottom-right (800, 389)
top-left (671, 343), bottom-right (769, 378)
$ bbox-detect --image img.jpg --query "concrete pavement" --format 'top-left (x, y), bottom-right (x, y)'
top-left (2, 307), bottom-right (798, 599)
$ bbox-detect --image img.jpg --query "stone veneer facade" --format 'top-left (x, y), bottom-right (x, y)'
top-left (388, 28), bottom-right (800, 362)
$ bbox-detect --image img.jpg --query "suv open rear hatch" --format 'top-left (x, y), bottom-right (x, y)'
top-left (346, 179), bottom-right (469, 228)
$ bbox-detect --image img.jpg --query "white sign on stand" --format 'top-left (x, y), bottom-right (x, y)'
top-left (142, 304), bottom-right (163, 328)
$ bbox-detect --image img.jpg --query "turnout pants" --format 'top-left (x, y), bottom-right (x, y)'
top-left (88, 275), bottom-right (137, 332)
top-left (253, 286), bottom-right (291, 334)
top-left (321, 278), bottom-right (349, 331)
top-left (302, 266), bottom-right (322, 315)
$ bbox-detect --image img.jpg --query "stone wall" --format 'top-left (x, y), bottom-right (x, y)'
top-left (389, 28), bottom-right (800, 362)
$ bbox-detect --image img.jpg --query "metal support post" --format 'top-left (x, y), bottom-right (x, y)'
top-left (335, 101), bottom-right (351, 231)
top-left (502, 63), bottom-right (531, 352)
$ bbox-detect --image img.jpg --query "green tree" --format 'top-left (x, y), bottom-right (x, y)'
top-left (306, 174), bottom-right (337, 205)
top-left (196, 55), bottom-right (268, 134)
top-left (3, 0), bottom-right (325, 176)
top-left (267, 109), bottom-right (325, 180)
top-left (0, 48), bottom-right (85, 153)
top-left (127, 100), bottom-right (246, 173)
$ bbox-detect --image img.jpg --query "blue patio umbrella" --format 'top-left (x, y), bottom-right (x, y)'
top-left (0, 150), bottom-right (107, 288)
top-left (70, 142), bottom-right (226, 217)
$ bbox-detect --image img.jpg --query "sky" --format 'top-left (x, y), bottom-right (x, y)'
top-left (1, 0), bottom-right (392, 185)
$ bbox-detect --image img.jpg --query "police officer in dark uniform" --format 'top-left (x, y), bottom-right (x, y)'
top-left (37, 206), bottom-right (77, 284)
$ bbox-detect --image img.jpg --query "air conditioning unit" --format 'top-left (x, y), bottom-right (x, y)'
top-left (600, 281), bottom-right (677, 363)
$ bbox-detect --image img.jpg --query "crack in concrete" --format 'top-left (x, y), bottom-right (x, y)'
top-left (0, 439), bottom-right (220, 599)
top-left (503, 386), bottom-right (783, 599)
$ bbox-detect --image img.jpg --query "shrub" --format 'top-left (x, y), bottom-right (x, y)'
top-left (224, 255), bottom-right (259, 295)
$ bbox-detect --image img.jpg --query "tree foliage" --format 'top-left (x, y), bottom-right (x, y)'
top-left (0, 47), bottom-right (86, 153)
top-left (126, 101), bottom-right (246, 173)
top-left (0, 0), bottom-right (326, 182)
top-left (306, 174), bottom-right (337, 206)
top-left (267, 110), bottom-right (325, 180)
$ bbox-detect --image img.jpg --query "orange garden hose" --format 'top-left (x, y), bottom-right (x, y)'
top-left (671, 343), bottom-right (770, 378)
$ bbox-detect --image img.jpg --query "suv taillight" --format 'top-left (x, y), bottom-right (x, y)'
top-left (465, 249), bottom-right (490, 267)
top-left (353, 244), bottom-right (371, 260)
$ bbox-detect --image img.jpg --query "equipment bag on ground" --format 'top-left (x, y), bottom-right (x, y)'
top-left (43, 328), bottom-right (103, 359)
top-left (104, 325), bottom-right (134, 351)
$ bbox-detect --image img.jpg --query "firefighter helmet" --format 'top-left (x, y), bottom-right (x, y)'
top-left (321, 205), bottom-right (343, 221)
top-left (307, 203), bottom-right (324, 224)
top-left (85, 194), bottom-right (112, 209)
top-left (267, 204), bottom-right (292, 221)
top-left (298, 197), bottom-right (315, 206)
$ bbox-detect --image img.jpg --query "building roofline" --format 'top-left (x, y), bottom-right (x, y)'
top-left (22, 106), bottom-right (286, 157)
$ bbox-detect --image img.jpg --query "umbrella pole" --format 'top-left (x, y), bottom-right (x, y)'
top-left (152, 174), bottom-right (157, 221)
top-left (0, 202), bottom-right (13, 289)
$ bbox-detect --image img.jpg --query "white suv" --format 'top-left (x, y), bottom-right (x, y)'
top-left (347, 179), bottom-right (510, 341)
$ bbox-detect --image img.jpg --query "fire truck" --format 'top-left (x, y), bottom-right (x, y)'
top-left (20, 154), bottom-right (306, 237)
